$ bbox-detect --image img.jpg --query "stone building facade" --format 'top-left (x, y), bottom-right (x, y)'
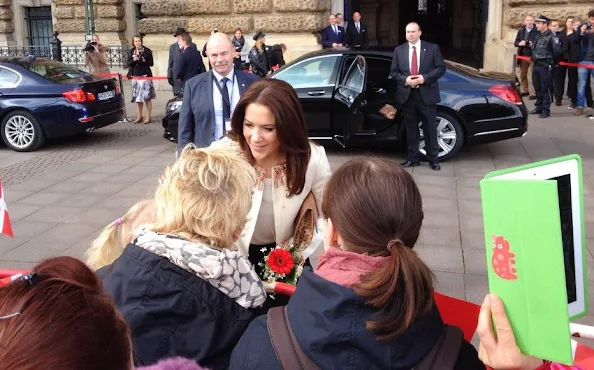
top-left (484, 0), bottom-right (594, 73)
top-left (0, 0), bottom-right (591, 86)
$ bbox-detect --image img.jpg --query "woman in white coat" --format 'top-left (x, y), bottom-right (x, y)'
top-left (216, 78), bottom-right (332, 306)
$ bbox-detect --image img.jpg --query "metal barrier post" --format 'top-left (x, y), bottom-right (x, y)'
top-left (512, 54), bottom-right (517, 75)
top-left (117, 73), bottom-right (131, 123)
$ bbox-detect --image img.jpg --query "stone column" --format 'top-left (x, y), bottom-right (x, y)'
top-left (0, 0), bottom-right (14, 46)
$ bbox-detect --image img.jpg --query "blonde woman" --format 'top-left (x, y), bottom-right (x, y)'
top-left (248, 31), bottom-right (271, 77)
top-left (98, 146), bottom-right (267, 369)
top-left (85, 199), bottom-right (155, 271)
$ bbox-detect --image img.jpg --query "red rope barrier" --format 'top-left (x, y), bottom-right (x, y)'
top-left (516, 55), bottom-right (594, 69)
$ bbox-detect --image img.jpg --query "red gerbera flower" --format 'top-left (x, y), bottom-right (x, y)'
top-left (267, 249), bottom-right (295, 276)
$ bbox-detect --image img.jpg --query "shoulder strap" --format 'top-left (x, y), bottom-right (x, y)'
top-left (414, 325), bottom-right (464, 370)
top-left (267, 306), bottom-right (321, 370)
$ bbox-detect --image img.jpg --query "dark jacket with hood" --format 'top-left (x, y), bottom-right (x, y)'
top-left (99, 229), bottom-right (267, 370)
top-left (229, 269), bottom-right (485, 370)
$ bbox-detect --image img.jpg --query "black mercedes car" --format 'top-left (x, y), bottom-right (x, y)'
top-left (162, 47), bottom-right (527, 160)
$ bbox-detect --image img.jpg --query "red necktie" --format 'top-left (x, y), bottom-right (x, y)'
top-left (411, 46), bottom-right (419, 75)
top-left (180, 46), bottom-right (184, 52)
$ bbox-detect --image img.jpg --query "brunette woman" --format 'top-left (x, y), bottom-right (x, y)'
top-left (232, 28), bottom-right (250, 70)
top-left (127, 34), bottom-right (156, 124)
top-left (214, 78), bottom-right (331, 305)
top-left (229, 158), bottom-right (484, 369)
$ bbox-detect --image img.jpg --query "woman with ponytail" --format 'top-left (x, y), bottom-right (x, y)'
top-left (230, 157), bottom-right (484, 369)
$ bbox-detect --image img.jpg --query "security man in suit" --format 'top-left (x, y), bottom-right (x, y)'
top-left (167, 28), bottom-right (197, 97)
top-left (346, 12), bottom-right (368, 47)
top-left (530, 14), bottom-right (562, 118)
top-left (177, 33), bottom-right (259, 151)
top-left (389, 22), bottom-right (446, 170)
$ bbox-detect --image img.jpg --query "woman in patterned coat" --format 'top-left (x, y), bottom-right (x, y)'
top-left (98, 145), bottom-right (267, 370)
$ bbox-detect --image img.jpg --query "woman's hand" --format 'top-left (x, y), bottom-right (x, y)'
top-left (132, 53), bottom-right (139, 61)
top-left (477, 294), bottom-right (545, 370)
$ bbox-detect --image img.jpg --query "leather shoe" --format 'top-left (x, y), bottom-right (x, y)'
top-left (529, 109), bottom-right (542, 115)
top-left (539, 113), bottom-right (550, 118)
top-left (430, 162), bottom-right (441, 171)
top-left (529, 95), bottom-right (536, 100)
top-left (400, 160), bottom-right (420, 168)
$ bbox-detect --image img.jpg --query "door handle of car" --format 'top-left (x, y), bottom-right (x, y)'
top-left (307, 90), bottom-right (325, 96)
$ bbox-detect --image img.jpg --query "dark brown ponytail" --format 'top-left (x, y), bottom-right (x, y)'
top-left (321, 158), bottom-right (435, 342)
top-left (354, 240), bottom-right (434, 341)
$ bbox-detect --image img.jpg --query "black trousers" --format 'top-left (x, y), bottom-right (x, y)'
top-left (533, 64), bottom-right (553, 114)
top-left (567, 66), bottom-right (578, 106)
top-left (553, 64), bottom-right (566, 102)
top-left (403, 89), bottom-right (438, 163)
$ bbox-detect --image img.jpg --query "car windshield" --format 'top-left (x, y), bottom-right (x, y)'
top-left (15, 59), bottom-right (92, 83)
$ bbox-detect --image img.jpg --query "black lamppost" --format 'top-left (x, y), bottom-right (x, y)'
top-left (83, 0), bottom-right (95, 41)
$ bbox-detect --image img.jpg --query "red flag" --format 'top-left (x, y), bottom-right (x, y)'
top-left (574, 341), bottom-right (594, 369)
top-left (434, 292), bottom-right (481, 342)
top-left (0, 179), bottom-right (13, 238)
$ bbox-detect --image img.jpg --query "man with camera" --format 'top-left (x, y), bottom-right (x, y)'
top-left (529, 14), bottom-right (561, 119)
top-left (84, 35), bottom-right (110, 75)
top-left (574, 10), bottom-right (594, 117)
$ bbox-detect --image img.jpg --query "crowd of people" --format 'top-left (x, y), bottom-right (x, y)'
top-left (18, 12), bottom-right (586, 370)
top-left (1, 41), bottom-right (581, 369)
top-left (514, 11), bottom-right (594, 119)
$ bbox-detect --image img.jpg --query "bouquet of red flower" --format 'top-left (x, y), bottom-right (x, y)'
top-left (259, 240), bottom-right (305, 288)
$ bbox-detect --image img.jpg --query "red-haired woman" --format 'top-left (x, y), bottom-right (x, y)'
top-left (0, 256), bottom-right (208, 370)
top-left (229, 158), bottom-right (484, 369)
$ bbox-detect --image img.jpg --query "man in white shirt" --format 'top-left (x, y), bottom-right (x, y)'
top-left (389, 22), bottom-right (446, 170)
top-left (177, 33), bottom-right (259, 151)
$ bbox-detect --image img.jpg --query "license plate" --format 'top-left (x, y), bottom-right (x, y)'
top-left (98, 90), bottom-right (115, 101)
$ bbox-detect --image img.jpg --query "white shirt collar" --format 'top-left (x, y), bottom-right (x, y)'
top-left (212, 69), bottom-right (234, 83)
top-left (409, 40), bottom-right (421, 49)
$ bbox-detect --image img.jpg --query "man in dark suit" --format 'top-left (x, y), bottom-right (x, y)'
top-left (173, 33), bottom-right (205, 91)
top-left (389, 22), bottom-right (446, 170)
top-left (178, 33), bottom-right (259, 151)
top-left (322, 14), bottom-right (345, 49)
top-left (167, 28), bottom-right (197, 97)
top-left (346, 12), bottom-right (368, 47)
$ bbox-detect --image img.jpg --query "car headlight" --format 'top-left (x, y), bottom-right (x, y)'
top-left (167, 100), bottom-right (183, 113)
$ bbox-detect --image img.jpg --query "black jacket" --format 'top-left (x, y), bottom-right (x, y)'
top-left (267, 44), bottom-right (285, 68)
top-left (514, 27), bottom-right (538, 57)
top-left (249, 46), bottom-right (271, 77)
top-left (229, 269), bottom-right (485, 370)
top-left (566, 31), bottom-right (583, 62)
top-left (389, 40), bottom-right (446, 107)
top-left (531, 29), bottom-right (561, 67)
top-left (346, 21), bottom-right (369, 47)
top-left (98, 244), bottom-right (256, 369)
top-left (173, 45), bottom-right (206, 87)
top-left (127, 46), bottom-right (154, 77)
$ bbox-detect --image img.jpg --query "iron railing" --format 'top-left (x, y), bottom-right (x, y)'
top-left (0, 44), bottom-right (129, 68)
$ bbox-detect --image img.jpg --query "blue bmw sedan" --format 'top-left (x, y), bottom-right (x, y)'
top-left (0, 56), bottom-right (125, 152)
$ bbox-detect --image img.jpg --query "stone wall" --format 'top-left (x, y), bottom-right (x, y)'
top-left (0, 0), bottom-right (13, 35)
top-left (138, 0), bottom-right (330, 35)
top-left (503, 0), bottom-right (593, 38)
top-left (52, 0), bottom-right (125, 35)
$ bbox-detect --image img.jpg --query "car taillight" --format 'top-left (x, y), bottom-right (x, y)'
top-left (489, 84), bottom-right (522, 104)
top-left (63, 89), bottom-right (96, 103)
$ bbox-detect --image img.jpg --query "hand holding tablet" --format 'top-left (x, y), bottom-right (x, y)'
top-left (480, 154), bottom-right (588, 365)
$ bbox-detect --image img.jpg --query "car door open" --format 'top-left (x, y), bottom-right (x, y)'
top-left (333, 55), bottom-right (367, 144)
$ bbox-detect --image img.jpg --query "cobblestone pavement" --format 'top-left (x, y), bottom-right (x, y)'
top-left (2, 97), bottom-right (594, 336)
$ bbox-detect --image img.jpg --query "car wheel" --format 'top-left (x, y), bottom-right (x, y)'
top-left (1, 111), bottom-right (45, 152)
top-left (419, 111), bottom-right (464, 161)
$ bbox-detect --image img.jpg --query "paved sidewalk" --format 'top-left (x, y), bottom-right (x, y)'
top-left (2, 96), bottom-right (594, 331)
